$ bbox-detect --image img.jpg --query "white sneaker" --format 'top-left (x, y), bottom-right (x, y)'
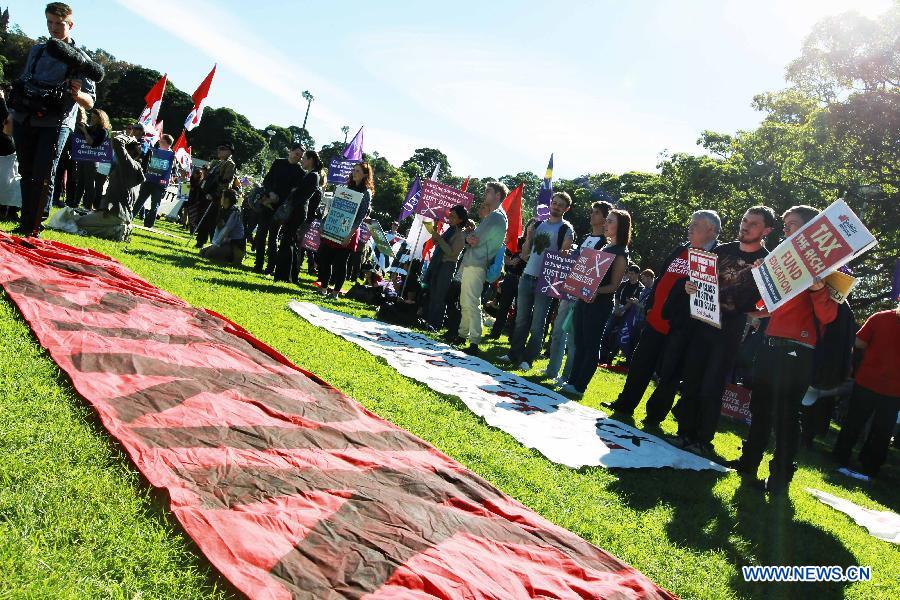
top-left (551, 376), bottom-right (566, 387)
top-left (518, 361), bottom-right (531, 371)
top-left (559, 384), bottom-right (583, 398)
top-left (498, 354), bottom-right (512, 363)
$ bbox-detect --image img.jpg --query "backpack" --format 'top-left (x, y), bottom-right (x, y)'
top-left (485, 245), bottom-right (505, 283)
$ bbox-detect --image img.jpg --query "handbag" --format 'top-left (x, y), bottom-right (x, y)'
top-left (271, 198), bottom-right (294, 225)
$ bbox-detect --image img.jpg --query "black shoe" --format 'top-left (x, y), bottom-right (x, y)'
top-left (252, 266), bottom-right (264, 273)
top-left (641, 419), bottom-right (664, 434)
top-left (723, 458), bottom-right (756, 476)
top-left (602, 401), bottom-right (633, 416)
top-left (462, 344), bottom-right (480, 356)
top-left (764, 477), bottom-right (789, 496)
top-left (443, 333), bottom-right (466, 345)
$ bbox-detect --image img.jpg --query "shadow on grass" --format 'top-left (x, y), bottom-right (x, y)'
top-left (608, 468), bottom-right (856, 599)
top-left (124, 247), bottom-right (241, 275)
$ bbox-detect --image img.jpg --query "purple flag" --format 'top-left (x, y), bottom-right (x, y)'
top-left (536, 153), bottom-right (553, 221)
top-left (892, 259), bottom-right (900, 301)
top-left (398, 176), bottom-right (422, 221)
top-left (342, 126), bottom-right (364, 161)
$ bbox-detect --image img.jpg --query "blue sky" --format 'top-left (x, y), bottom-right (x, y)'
top-left (6, 0), bottom-right (890, 178)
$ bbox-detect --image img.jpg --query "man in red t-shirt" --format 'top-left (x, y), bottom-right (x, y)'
top-left (832, 305), bottom-right (900, 477)
top-left (605, 210), bottom-right (719, 415)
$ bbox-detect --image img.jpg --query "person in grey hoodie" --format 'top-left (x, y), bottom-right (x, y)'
top-left (454, 181), bottom-right (508, 355)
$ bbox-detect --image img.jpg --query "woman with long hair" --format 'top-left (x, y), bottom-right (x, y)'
top-left (273, 149), bottom-right (326, 282)
top-left (560, 208), bottom-right (631, 398)
top-left (68, 107), bottom-right (111, 210)
top-left (425, 204), bottom-right (471, 330)
top-left (316, 161), bottom-right (373, 299)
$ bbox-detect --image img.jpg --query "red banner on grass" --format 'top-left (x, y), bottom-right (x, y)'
top-left (0, 233), bottom-right (675, 600)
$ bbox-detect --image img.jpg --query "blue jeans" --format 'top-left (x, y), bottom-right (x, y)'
top-left (546, 298), bottom-right (576, 380)
top-left (508, 274), bottom-right (553, 364)
top-left (134, 181), bottom-right (167, 227)
top-left (13, 121), bottom-right (70, 233)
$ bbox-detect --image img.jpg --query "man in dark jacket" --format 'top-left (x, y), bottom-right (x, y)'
top-left (194, 141), bottom-right (236, 247)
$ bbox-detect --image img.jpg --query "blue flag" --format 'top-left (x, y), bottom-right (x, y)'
top-left (536, 154), bottom-right (553, 221)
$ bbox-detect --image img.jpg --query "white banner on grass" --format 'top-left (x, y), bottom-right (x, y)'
top-left (807, 488), bottom-right (900, 544)
top-left (289, 301), bottom-right (727, 471)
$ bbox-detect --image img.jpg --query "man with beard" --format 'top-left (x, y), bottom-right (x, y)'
top-left (672, 205), bottom-right (775, 455)
top-left (499, 192), bottom-right (574, 371)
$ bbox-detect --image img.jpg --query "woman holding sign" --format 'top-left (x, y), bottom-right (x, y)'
top-left (273, 150), bottom-right (326, 283)
top-left (316, 162), bottom-right (372, 299)
top-left (560, 209), bottom-right (631, 398)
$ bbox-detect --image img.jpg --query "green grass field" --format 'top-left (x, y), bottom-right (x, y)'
top-left (0, 218), bottom-right (897, 599)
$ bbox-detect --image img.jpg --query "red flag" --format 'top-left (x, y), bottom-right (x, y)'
top-left (422, 177), bottom-right (469, 259)
top-left (173, 130), bottom-right (192, 173)
top-left (138, 73), bottom-right (167, 128)
top-left (501, 183), bottom-right (523, 254)
top-left (184, 65), bottom-right (217, 131)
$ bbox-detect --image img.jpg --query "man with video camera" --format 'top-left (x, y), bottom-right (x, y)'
top-left (8, 2), bottom-right (103, 237)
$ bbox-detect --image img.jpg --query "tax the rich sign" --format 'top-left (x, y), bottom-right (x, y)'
top-left (561, 248), bottom-right (616, 302)
top-left (415, 180), bottom-right (474, 223)
top-left (536, 250), bottom-right (576, 299)
top-left (688, 249), bottom-right (720, 328)
top-left (752, 200), bottom-right (876, 312)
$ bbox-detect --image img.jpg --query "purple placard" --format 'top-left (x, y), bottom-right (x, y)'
top-left (561, 248), bottom-right (617, 302)
top-left (71, 131), bottom-right (113, 163)
top-left (328, 158), bottom-right (359, 186)
top-left (892, 259), bottom-right (900, 301)
top-left (415, 179), bottom-right (474, 223)
top-left (302, 219), bottom-right (321, 251)
top-left (536, 250), bottom-right (576, 299)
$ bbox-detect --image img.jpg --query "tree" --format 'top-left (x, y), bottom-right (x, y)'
top-left (188, 106), bottom-right (266, 167)
top-left (401, 148), bottom-right (452, 181)
top-left (369, 156), bottom-right (410, 225)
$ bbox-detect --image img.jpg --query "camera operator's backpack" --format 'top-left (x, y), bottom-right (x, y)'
top-left (8, 46), bottom-right (70, 118)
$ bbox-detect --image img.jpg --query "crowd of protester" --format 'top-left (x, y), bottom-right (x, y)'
top-left (2, 2), bottom-right (895, 501)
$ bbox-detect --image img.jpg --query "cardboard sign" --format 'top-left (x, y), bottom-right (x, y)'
top-left (415, 179), bottom-right (475, 223)
top-left (561, 248), bottom-right (617, 302)
top-left (321, 186), bottom-right (364, 243)
top-left (327, 158), bottom-right (359, 186)
top-left (70, 131), bottom-right (112, 163)
top-left (145, 148), bottom-right (175, 186)
top-left (824, 270), bottom-right (858, 304)
top-left (368, 221), bottom-right (395, 258)
top-left (752, 200), bottom-right (876, 312)
top-left (536, 250), bottom-right (576, 299)
top-left (720, 383), bottom-right (751, 425)
top-left (358, 222), bottom-right (372, 245)
top-left (688, 249), bottom-right (721, 328)
top-left (302, 219), bottom-right (321, 251)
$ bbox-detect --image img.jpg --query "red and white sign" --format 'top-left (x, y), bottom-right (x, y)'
top-left (688, 249), bottom-right (720, 328)
top-left (720, 383), bottom-right (751, 425)
top-left (562, 248), bottom-right (617, 302)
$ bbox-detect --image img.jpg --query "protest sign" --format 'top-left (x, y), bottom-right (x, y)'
top-left (415, 179), bottom-right (475, 223)
top-left (302, 219), bottom-right (321, 251)
top-left (536, 250), bottom-right (576, 299)
top-left (824, 270), bottom-right (858, 304)
top-left (561, 248), bottom-right (616, 302)
top-left (368, 220), bottom-right (395, 257)
top-left (70, 131), bottom-right (112, 163)
top-left (145, 148), bottom-right (175, 186)
top-left (752, 200), bottom-right (876, 312)
top-left (321, 186), bottom-right (364, 243)
top-left (327, 158), bottom-right (359, 186)
top-left (358, 222), bottom-right (372, 245)
top-left (688, 249), bottom-right (721, 328)
top-left (720, 384), bottom-right (752, 425)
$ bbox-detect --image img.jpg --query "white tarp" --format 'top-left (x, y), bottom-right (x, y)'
top-left (290, 301), bottom-right (727, 472)
top-left (807, 488), bottom-right (900, 544)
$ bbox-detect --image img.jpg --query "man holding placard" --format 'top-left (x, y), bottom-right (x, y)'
top-left (674, 206), bottom-right (774, 454)
top-left (729, 205), bottom-right (843, 495)
top-left (132, 133), bottom-right (173, 228)
top-left (499, 192), bottom-right (574, 371)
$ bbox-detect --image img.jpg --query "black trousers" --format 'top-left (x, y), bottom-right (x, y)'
top-left (490, 273), bottom-right (519, 337)
top-left (740, 340), bottom-right (814, 484)
top-left (253, 210), bottom-right (279, 271)
top-left (676, 318), bottom-right (745, 443)
top-left (644, 325), bottom-right (692, 424)
top-left (833, 384), bottom-right (899, 476)
top-left (317, 243), bottom-right (351, 291)
top-left (614, 325), bottom-right (668, 413)
top-left (426, 261), bottom-right (455, 330)
top-left (194, 201), bottom-right (219, 246)
top-left (568, 297), bottom-right (614, 393)
top-left (273, 222), bottom-right (302, 282)
top-left (444, 280), bottom-right (462, 335)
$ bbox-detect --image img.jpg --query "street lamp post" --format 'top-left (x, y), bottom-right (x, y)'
top-left (301, 90), bottom-right (314, 130)
top-left (341, 125), bottom-right (349, 143)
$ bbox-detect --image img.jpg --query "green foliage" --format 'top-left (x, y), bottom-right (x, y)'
top-left (401, 147), bottom-right (452, 181)
top-left (370, 155), bottom-right (409, 225)
top-left (187, 106), bottom-right (266, 167)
